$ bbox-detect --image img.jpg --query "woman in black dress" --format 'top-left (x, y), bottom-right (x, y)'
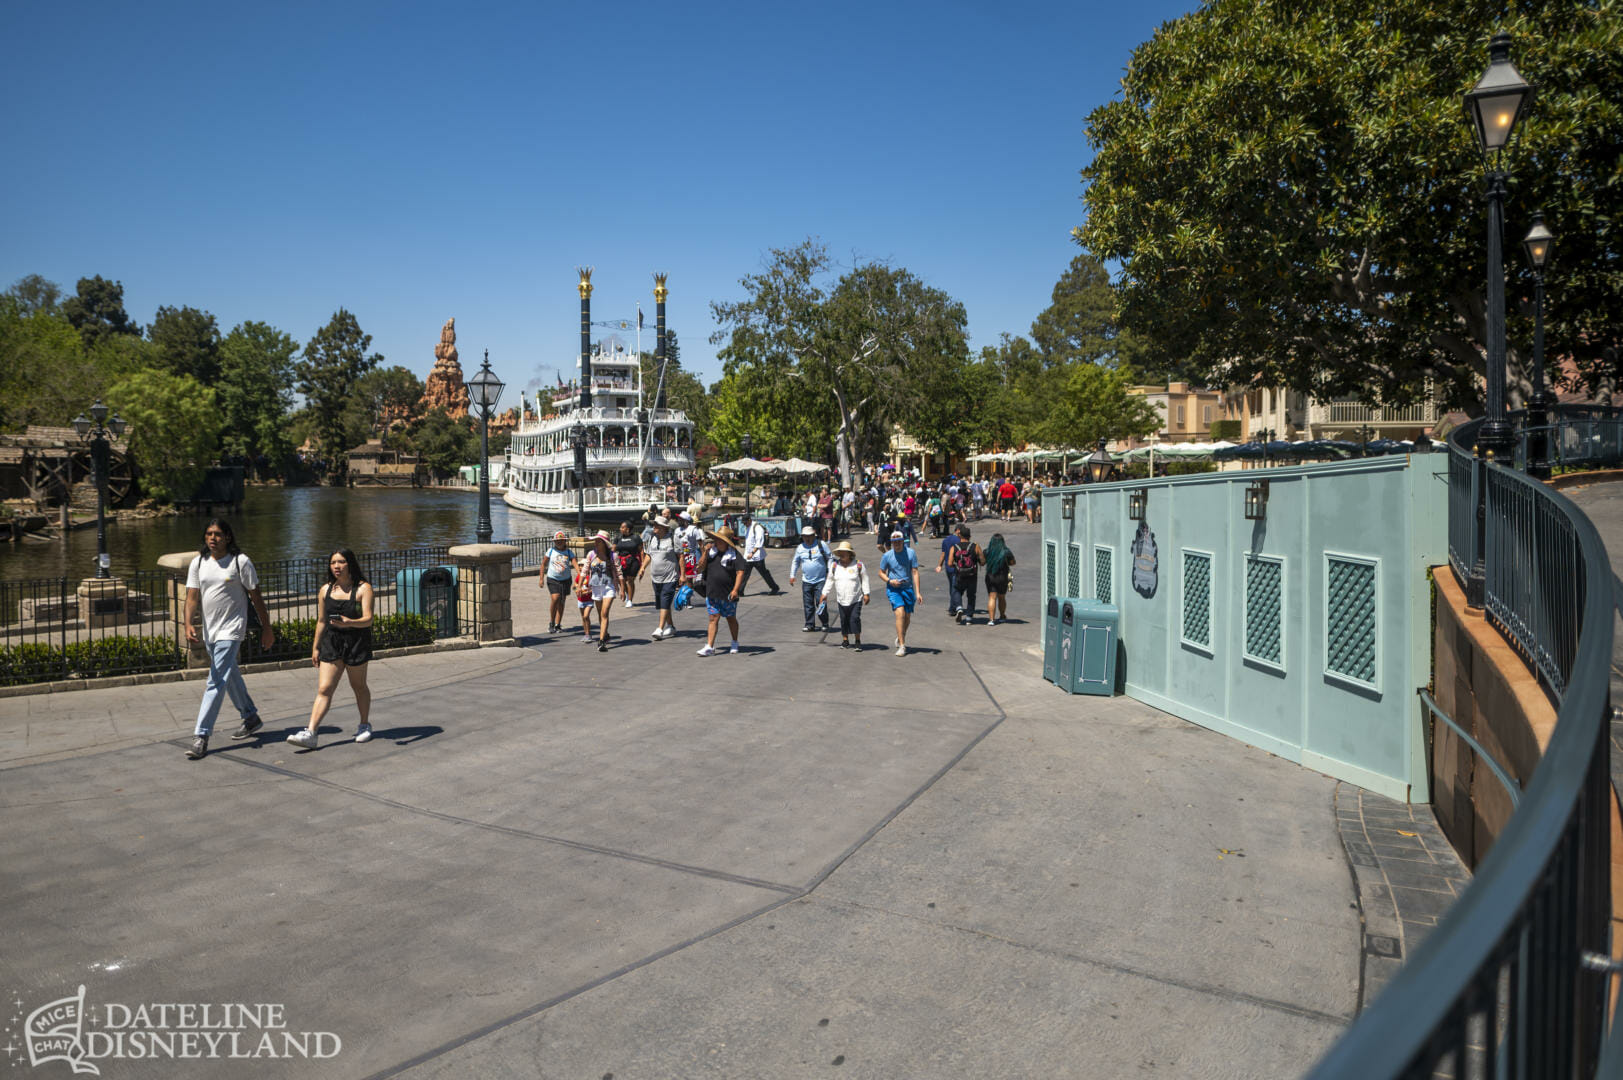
top-left (288, 549), bottom-right (374, 750)
top-left (615, 518), bottom-right (644, 609)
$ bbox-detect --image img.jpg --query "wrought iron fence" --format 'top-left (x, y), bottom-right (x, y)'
top-left (1311, 407), bottom-right (1619, 1078)
top-left (495, 535), bottom-right (550, 573)
top-left (0, 545), bottom-right (471, 685)
top-left (0, 568), bottom-right (183, 685)
top-left (1517, 406), bottom-right (1623, 471)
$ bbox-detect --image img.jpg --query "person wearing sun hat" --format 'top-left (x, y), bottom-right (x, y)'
top-left (819, 540), bottom-right (871, 650)
top-left (880, 529), bottom-right (922, 656)
top-left (540, 529), bottom-right (577, 634)
top-left (788, 524), bottom-right (833, 632)
top-left (694, 525), bottom-right (745, 656)
top-left (582, 529), bottom-right (624, 651)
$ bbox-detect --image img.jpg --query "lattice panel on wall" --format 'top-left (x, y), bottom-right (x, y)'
top-left (1066, 544), bottom-right (1081, 599)
top-left (1095, 547), bottom-right (1113, 605)
top-left (1044, 543), bottom-right (1056, 602)
top-left (1326, 557), bottom-right (1377, 685)
top-left (1182, 551), bottom-right (1211, 647)
top-left (1245, 556), bottom-right (1283, 666)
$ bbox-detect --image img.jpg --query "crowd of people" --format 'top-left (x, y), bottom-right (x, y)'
top-left (176, 471), bottom-right (1032, 760)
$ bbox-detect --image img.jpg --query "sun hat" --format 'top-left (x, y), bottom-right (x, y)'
top-left (706, 526), bottom-right (740, 551)
top-left (653, 515), bottom-right (674, 528)
top-left (801, 525), bottom-right (816, 535)
top-left (833, 541), bottom-right (855, 556)
top-left (553, 530), bottom-right (569, 540)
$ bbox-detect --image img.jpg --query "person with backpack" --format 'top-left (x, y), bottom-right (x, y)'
top-left (788, 524), bottom-right (833, 632)
top-left (182, 518), bottom-right (274, 760)
top-left (819, 541), bottom-right (871, 650)
top-left (984, 532), bottom-right (1016, 626)
top-left (947, 525), bottom-right (982, 624)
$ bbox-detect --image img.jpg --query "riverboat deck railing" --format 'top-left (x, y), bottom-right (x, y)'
top-left (1310, 406), bottom-right (1619, 1079)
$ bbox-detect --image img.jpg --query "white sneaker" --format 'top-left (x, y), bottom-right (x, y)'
top-left (287, 729), bottom-right (318, 749)
top-left (987, 619), bottom-right (997, 626)
top-left (355, 723), bottom-right (373, 743)
top-left (729, 642), bottom-right (740, 654)
top-left (896, 644), bottom-right (907, 657)
top-left (696, 645), bottom-right (715, 656)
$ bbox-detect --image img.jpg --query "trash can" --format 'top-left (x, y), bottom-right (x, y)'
top-left (396, 566), bottom-right (459, 638)
top-left (1042, 595), bottom-right (1069, 685)
top-left (1057, 598), bottom-right (1119, 696)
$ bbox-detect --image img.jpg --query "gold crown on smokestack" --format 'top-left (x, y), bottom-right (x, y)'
top-left (653, 272), bottom-right (668, 303)
top-left (577, 267), bottom-right (594, 298)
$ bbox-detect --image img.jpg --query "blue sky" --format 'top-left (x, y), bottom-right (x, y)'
top-left (2, 0), bottom-right (1194, 405)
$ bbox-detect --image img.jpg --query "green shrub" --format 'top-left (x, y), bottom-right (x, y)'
top-left (243, 612), bottom-right (438, 663)
top-left (0, 636), bottom-right (183, 686)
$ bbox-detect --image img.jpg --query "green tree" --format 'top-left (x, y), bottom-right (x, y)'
top-left (296, 309), bottom-right (381, 480)
top-left (349, 365), bottom-right (425, 442)
top-left (5, 274), bottom-right (63, 316)
top-left (403, 407), bottom-right (476, 476)
top-left (218, 321), bottom-right (297, 474)
top-left (61, 276), bottom-right (141, 349)
top-left (1078, 0), bottom-right (1622, 405)
top-left (149, 305), bottom-right (222, 384)
top-left (1030, 254), bottom-right (1117, 365)
top-left (0, 296), bottom-right (159, 432)
top-left (711, 239), bottom-right (970, 487)
top-left (106, 370), bottom-right (221, 503)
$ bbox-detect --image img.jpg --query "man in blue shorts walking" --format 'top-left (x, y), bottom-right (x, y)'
top-left (880, 530), bottom-right (921, 657)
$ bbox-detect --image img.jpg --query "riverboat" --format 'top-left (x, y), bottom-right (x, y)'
top-left (502, 270), bottom-right (696, 527)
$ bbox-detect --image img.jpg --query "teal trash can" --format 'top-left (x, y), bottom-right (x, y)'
top-left (396, 566), bottom-right (460, 638)
top-left (1043, 595), bottom-right (1073, 685)
top-left (1058, 598), bottom-right (1119, 696)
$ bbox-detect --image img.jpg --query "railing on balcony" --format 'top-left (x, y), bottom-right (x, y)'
top-left (1310, 406), bottom-right (1619, 1079)
top-left (1313, 399), bottom-right (1440, 425)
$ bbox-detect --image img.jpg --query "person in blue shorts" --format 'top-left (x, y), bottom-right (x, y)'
top-left (880, 530), bottom-right (922, 657)
top-left (695, 525), bottom-right (745, 656)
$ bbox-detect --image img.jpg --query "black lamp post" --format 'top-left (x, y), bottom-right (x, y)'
top-left (1464, 32), bottom-right (1535, 459)
top-left (1522, 210), bottom-right (1556, 479)
top-left (467, 350), bottom-right (505, 545)
top-left (1082, 437), bottom-right (1116, 484)
top-left (570, 421), bottom-right (588, 538)
top-left (71, 400), bottom-right (126, 579)
top-left (1258, 427), bottom-right (1275, 467)
top-left (740, 433), bottom-right (754, 518)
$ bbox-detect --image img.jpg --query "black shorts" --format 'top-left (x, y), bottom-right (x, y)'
top-left (653, 579), bottom-right (678, 610)
top-left (999, 496), bottom-right (1015, 511)
top-left (546, 577), bottom-right (571, 595)
top-left (318, 628), bottom-right (372, 666)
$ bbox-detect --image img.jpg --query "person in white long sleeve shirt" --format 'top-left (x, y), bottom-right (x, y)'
top-left (738, 513), bottom-right (781, 595)
top-left (819, 541), bottom-right (871, 650)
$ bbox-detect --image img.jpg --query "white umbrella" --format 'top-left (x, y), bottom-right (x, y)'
top-left (778, 457), bottom-right (830, 475)
top-left (711, 457), bottom-right (782, 475)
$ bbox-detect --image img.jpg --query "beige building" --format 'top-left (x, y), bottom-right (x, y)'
top-left (1223, 385), bottom-right (1442, 443)
top-left (1124, 382), bottom-right (1226, 446)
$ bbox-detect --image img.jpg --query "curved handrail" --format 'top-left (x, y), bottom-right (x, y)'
top-left (1311, 440), bottom-right (1615, 1076)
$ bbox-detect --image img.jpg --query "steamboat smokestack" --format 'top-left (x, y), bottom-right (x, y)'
top-left (653, 273), bottom-right (668, 411)
top-left (577, 267), bottom-right (593, 413)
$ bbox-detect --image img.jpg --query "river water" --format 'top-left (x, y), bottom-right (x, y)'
top-left (0, 486), bottom-right (596, 581)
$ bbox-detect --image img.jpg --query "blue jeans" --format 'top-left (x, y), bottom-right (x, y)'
top-left (195, 639), bottom-right (258, 736)
top-left (945, 568), bottom-right (962, 613)
top-left (801, 579), bottom-right (828, 627)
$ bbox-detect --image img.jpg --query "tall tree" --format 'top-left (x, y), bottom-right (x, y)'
top-left (1078, 0), bottom-right (1622, 405)
top-left (711, 239), bottom-right (969, 487)
top-left (106, 370), bottom-right (221, 503)
top-left (350, 365), bottom-right (425, 440)
top-left (61, 276), bottom-right (140, 349)
top-left (1030, 254), bottom-right (1117, 365)
top-left (403, 407), bottom-right (477, 476)
top-left (296, 309), bottom-right (381, 480)
top-left (149, 305), bottom-right (223, 384)
top-left (5, 274), bottom-right (63, 316)
top-left (218, 321), bottom-right (297, 474)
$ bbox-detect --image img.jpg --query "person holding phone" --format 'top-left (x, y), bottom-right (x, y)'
top-left (288, 549), bottom-right (374, 750)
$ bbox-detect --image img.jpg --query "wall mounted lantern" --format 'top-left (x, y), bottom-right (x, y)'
top-left (1128, 488), bottom-right (1148, 521)
top-left (1244, 479), bottom-right (1270, 521)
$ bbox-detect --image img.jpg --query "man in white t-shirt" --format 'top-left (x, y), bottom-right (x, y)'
top-left (183, 520), bottom-right (274, 760)
top-left (738, 512), bottom-right (781, 596)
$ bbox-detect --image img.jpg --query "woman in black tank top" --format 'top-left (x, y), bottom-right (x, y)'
top-left (287, 549), bottom-right (375, 751)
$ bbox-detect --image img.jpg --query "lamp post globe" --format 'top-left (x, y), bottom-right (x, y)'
top-left (1523, 211), bottom-right (1557, 479)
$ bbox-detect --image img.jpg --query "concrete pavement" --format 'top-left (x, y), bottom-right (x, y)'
top-left (1, 519), bottom-right (1361, 1078)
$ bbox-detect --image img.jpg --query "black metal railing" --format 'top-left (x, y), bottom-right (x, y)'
top-left (0, 568), bottom-right (182, 685)
top-left (1310, 407), bottom-right (1618, 1078)
top-left (495, 535), bottom-right (550, 573)
top-left (1518, 405), bottom-right (1623, 472)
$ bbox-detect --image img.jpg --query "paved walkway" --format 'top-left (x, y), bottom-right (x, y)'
top-left (1, 520), bottom-right (1362, 1078)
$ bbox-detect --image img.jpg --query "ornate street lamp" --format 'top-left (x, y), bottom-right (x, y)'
top-left (1522, 210), bottom-right (1556, 479)
top-left (739, 433), bottom-right (754, 519)
top-left (570, 420), bottom-right (588, 538)
top-left (1464, 32), bottom-right (1535, 458)
top-left (1082, 438), bottom-right (1116, 485)
top-left (467, 350), bottom-right (505, 545)
top-left (71, 400), bottom-right (126, 578)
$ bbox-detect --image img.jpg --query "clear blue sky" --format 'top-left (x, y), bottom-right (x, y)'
top-left (2, 0), bottom-right (1194, 404)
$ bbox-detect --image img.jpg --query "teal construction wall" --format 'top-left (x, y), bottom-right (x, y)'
top-left (1039, 455), bottom-right (1449, 801)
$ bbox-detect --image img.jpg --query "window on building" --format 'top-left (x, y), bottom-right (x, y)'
top-left (1203, 405), bottom-right (1212, 425)
top-left (1176, 405), bottom-right (1186, 426)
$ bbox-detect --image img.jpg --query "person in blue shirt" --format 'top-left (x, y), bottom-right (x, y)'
top-left (788, 524), bottom-right (833, 632)
top-left (880, 530), bottom-right (922, 656)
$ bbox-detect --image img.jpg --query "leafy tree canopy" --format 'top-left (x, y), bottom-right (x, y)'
top-left (1078, 0), bottom-right (1622, 405)
top-left (149, 305), bottom-right (222, 384)
top-left (403, 407), bottom-right (477, 476)
top-left (349, 365), bottom-right (425, 443)
top-left (296, 309), bottom-right (381, 478)
top-left (107, 370), bottom-right (220, 503)
top-left (5, 274), bottom-right (63, 316)
top-left (61, 276), bottom-right (141, 349)
top-left (218, 321), bottom-right (297, 468)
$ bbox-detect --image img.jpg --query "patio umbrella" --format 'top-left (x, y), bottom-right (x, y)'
top-left (711, 457), bottom-right (782, 474)
top-left (778, 457), bottom-right (830, 475)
